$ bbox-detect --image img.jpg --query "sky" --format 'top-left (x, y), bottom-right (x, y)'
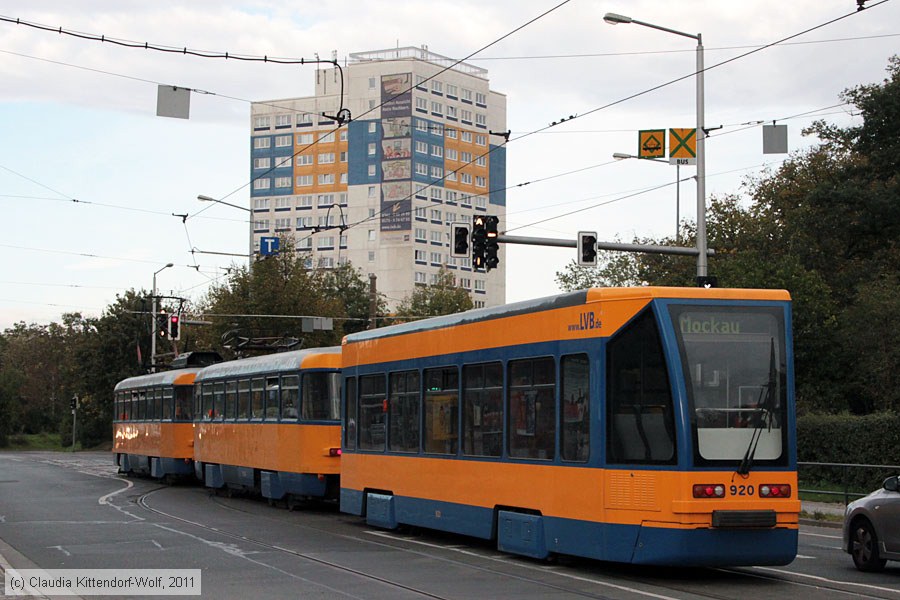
top-left (0, 0), bottom-right (898, 329)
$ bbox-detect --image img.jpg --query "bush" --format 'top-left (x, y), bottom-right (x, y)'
top-left (797, 412), bottom-right (900, 492)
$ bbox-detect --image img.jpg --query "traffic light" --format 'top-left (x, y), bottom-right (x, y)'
top-left (157, 312), bottom-right (169, 339)
top-left (577, 231), bottom-right (598, 266)
top-left (472, 216), bottom-right (487, 270)
top-left (70, 396), bottom-right (77, 410)
top-left (168, 313), bottom-right (181, 340)
top-left (484, 216), bottom-right (500, 272)
top-left (450, 223), bottom-right (470, 258)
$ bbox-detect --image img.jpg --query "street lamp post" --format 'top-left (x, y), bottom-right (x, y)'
top-left (604, 12), bottom-right (707, 279)
top-left (197, 194), bottom-right (254, 261)
top-left (613, 152), bottom-right (681, 243)
top-left (151, 262), bottom-right (174, 372)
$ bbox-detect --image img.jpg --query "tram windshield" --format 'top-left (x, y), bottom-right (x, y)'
top-left (669, 306), bottom-right (788, 466)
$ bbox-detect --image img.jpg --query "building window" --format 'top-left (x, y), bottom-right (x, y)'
top-left (476, 134), bottom-right (487, 146)
top-left (415, 206), bottom-right (426, 220)
top-left (460, 173), bottom-right (472, 185)
top-left (430, 208), bottom-right (442, 222)
top-left (475, 92), bottom-right (487, 106)
top-left (368, 186), bottom-right (377, 198)
top-left (318, 152), bottom-right (335, 164)
top-left (340, 129), bottom-right (348, 141)
top-left (368, 164), bottom-right (377, 177)
top-left (297, 133), bottom-right (314, 145)
top-left (474, 280), bottom-right (485, 291)
top-left (415, 97), bottom-right (428, 113)
top-left (446, 128), bottom-right (457, 139)
top-left (253, 157), bottom-right (271, 169)
top-left (275, 217), bottom-right (291, 230)
top-left (432, 145), bottom-right (443, 158)
top-left (475, 176), bottom-right (486, 188)
top-left (430, 188), bottom-right (442, 201)
top-left (253, 178), bottom-right (271, 190)
top-left (432, 80), bottom-right (443, 94)
top-left (275, 156), bottom-right (292, 169)
top-left (317, 236), bottom-right (335, 249)
top-left (320, 132), bottom-right (335, 143)
top-left (430, 165), bottom-right (443, 178)
top-left (461, 151), bottom-right (472, 163)
top-left (430, 230), bottom-right (443, 244)
top-left (368, 251), bottom-right (375, 262)
top-left (430, 251), bottom-right (442, 265)
top-left (340, 172), bottom-right (347, 184)
top-left (368, 121), bottom-right (377, 133)
top-left (254, 219), bottom-right (270, 231)
top-left (274, 197), bottom-right (291, 210)
top-left (415, 228), bottom-right (427, 242)
top-left (368, 143), bottom-right (376, 156)
top-left (415, 271), bottom-right (426, 283)
top-left (318, 194), bottom-right (335, 207)
top-left (431, 101), bottom-right (443, 116)
top-left (368, 77), bottom-right (377, 89)
top-left (274, 177), bottom-right (292, 188)
top-left (275, 135), bottom-right (292, 147)
top-left (415, 249), bottom-right (426, 262)
top-left (415, 140), bottom-right (428, 154)
top-left (415, 119), bottom-right (429, 133)
top-left (340, 151), bottom-right (348, 162)
top-left (461, 131), bottom-right (472, 143)
top-left (368, 229), bottom-right (376, 241)
top-left (298, 195), bottom-right (313, 208)
top-left (461, 109), bottom-right (472, 124)
top-left (253, 116), bottom-right (271, 129)
top-left (253, 137), bottom-right (271, 149)
top-left (476, 155), bottom-right (487, 167)
top-left (297, 154), bottom-right (313, 166)
top-left (415, 163), bottom-right (428, 176)
top-left (297, 113), bottom-right (314, 126)
top-left (252, 198), bottom-right (270, 210)
top-left (446, 84), bottom-right (458, 98)
top-left (461, 88), bottom-right (473, 103)
top-left (296, 175), bottom-right (313, 187)
top-left (297, 216), bottom-right (313, 228)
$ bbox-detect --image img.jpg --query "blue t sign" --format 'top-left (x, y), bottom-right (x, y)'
top-left (260, 236), bottom-right (280, 256)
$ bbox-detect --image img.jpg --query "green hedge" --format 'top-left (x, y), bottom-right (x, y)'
top-left (797, 412), bottom-right (900, 492)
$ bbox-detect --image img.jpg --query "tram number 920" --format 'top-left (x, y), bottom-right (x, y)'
top-left (731, 484), bottom-right (755, 496)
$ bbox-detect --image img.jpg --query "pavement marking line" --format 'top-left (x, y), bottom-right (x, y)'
top-left (365, 531), bottom-right (681, 600)
top-left (800, 531), bottom-right (842, 540)
top-left (750, 565), bottom-right (900, 595)
top-left (98, 477), bottom-right (133, 505)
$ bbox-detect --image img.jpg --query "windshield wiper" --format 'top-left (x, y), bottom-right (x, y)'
top-left (737, 338), bottom-right (777, 476)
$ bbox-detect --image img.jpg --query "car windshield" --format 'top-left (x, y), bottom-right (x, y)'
top-left (669, 305), bottom-right (788, 466)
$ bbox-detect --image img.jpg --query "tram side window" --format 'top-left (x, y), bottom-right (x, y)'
top-left (302, 372), bottom-right (341, 421)
top-left (359, 374), bottom-right (386, 451)
top-left (424, 367), bottom-right (459, 455)
top-left (175, 387), bottom-right (192, 421)
top-left (225, 381), bottom-right (238, 420)
top-left (136, 391), bottom-right (146, 420)
top-left (251, 379), bottom-right (265, 419)
top-left (606, 310), bottom-right (676, 464)
top-left (193, 386), bottom-right (201, 421)
top-left (560, 354), bottom-right (590, 462)
top-left (202, 384), bottom-right (213, 420)
top-left (462, 362), bottom-right (503, 457)
top-left (344, 376), bottom-right (357, 450)
top-left (162, 388), bottom-right (173, 420)
top-left (265, 378), bottom-right (280, 420)
top-left (213, 382), bottom-right (225, 420)
top-left (149, 388), bottom-right (160, 421)
top-left (508, 358), bottom-right (556, 460)
top-left (238, 380), bottom-right (250, 419)
top-left (281, 375), bottom-right (299, 420)
top-left (389, 370), bottom-right (420, 453)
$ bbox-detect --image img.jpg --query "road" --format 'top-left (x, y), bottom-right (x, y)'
top-left (0, 452), bottom-right (897, 599)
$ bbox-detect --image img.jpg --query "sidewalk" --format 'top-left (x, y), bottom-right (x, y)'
top-left (800, 500), bottom-right (846, 528)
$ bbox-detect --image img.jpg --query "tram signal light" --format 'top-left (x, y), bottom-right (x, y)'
top-left (157, 312), bottom-right (169, 339)
top-left (450, 223), bottom-right (470, 258)
top-left (578, 231), bottom-right (598, 266)
top-left (484, 216), bottom-right (500, 272)
top-left (472, 216), bottom-right (487, 270)
top-left (168, 314), bottom-right (181, 340)
top-left (70, 396), bottom-right (77, 410)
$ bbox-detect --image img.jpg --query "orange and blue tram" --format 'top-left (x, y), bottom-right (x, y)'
top-left (339, 287), bottom-right (799, 566)
top-left (192, 347), bottom-right (343, 503)
top-left (113, 369), bottom-right (198, 479)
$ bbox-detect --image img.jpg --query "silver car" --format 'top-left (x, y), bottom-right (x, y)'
top-left (843, 475), bottom-right (900, 571)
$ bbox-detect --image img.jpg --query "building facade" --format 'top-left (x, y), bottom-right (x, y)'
top-left (249, 47), bottom-right (507, 310)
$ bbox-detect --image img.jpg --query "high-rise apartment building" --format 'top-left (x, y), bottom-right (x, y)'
top-left (249, 47), bottom-right (506, 310)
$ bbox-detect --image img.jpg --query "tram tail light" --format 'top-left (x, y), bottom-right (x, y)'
top-left (760, 484), bottom-right (791, 498)
top-left (328, 447), bottom-right (342, 457)
top-left (693, 484), bottom-right (725, 498)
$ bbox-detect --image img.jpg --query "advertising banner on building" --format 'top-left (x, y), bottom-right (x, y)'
top-left (380, 73), bottom-right (413, 232)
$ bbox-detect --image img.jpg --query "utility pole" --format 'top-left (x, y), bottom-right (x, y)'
top-left (368, 274), bottom-right (378, 330)
top-left (70, 394), bottom-right (78, 452)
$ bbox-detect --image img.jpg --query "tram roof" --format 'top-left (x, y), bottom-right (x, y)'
top-left (344, 286), bottom-right (790, 344)
top-left (114, 368), bottom-right (200, 391)
top-left (193, 346), bottom-right (342, 381)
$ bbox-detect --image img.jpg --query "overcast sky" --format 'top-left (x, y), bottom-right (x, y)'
top-left (1, 0), bottom-right (897, 329)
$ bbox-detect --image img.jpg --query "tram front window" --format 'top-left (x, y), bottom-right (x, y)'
top-left (670, 306), bottom-right (788, 466)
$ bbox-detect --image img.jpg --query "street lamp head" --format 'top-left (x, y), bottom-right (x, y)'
top-left (197, 194), bottom-right (215, 202)
top-left (165, 262), bottom-right (174, 268)
top-left (613, 152), bottom-right (634, 160)
top-left (603, 12), bottom-right (632, 25)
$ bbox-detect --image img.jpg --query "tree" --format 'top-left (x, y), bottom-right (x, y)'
top-left (394, 267), bottom-right (474, 321)
top-left (317, 263), bottom-right (387, 334)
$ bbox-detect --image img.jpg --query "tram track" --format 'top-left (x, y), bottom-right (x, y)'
top-left (133, 486), bottom-right (649, 600)
top-left (131, 484), bottom-right (897, 600)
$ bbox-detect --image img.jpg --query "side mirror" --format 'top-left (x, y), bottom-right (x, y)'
top-left (883, 475), bottom-right (899, 492)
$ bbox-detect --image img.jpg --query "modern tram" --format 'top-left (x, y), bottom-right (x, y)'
top-left (339, 287), bottom-right (799, 566)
